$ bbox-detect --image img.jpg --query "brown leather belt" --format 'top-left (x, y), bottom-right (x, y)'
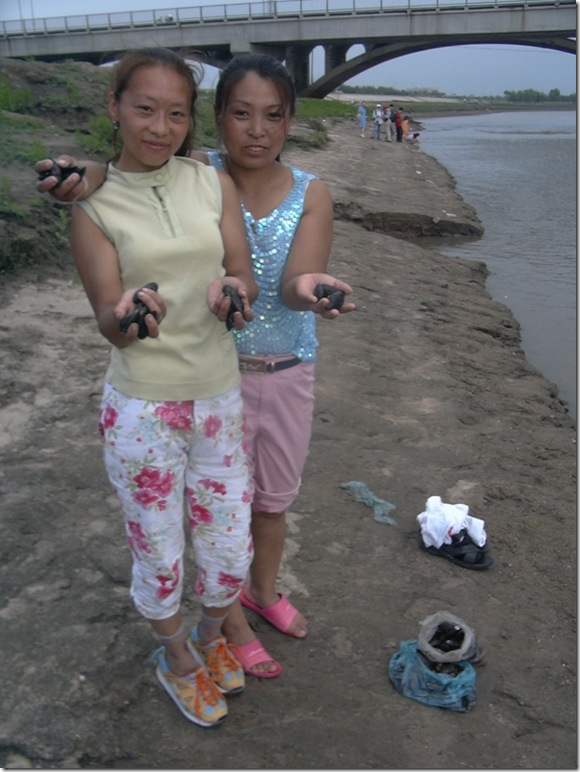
top-left (238, 355), bottom-right (302, 374)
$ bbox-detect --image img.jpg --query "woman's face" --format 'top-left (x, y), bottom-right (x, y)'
top-left (218, 71), bottom-right (292, 169)
top-left (109, 64), bottom-right (191, 173)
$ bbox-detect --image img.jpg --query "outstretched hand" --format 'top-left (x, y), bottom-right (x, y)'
top-left (115, 284), bottom-right (166, 342)
top-left (35, 156), bottom-right (88, 202)
top-left (290, 273), bottom-right (356, 318)
top-left (207, 277), bottom-right (255, 331)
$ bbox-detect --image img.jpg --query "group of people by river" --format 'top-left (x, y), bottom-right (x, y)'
top-left (357, 100), bottom-right (420, 143)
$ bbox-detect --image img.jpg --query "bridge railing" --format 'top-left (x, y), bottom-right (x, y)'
top-left (0, 0), bottom-right (571, 37)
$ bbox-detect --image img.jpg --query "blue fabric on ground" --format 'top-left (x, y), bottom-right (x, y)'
top-left (388, 639), bottom-right (477, 712)
top-left (339, 481), bottom-right (396, 524)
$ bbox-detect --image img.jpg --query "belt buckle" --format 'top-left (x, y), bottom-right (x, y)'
top-left (239, 357), bottom-right (267, 373)
top-left (266, 361), bottom-right (276, 373)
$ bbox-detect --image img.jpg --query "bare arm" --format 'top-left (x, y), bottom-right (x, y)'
top-left (35, 149), bottom-right (210, 202)
top-left (206, 170), bottom-right (258, 329)
top-left (36, 157), bottom-right (107, 202)
top-left (70, 206), bottom-right (165, 346)
top-left (188, 150), bottom-right (210, 165)
top-left (281, 179), bottom-right (355, 318)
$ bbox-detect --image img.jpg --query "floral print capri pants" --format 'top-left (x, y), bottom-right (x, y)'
top-left (99, 382), bottom-right (254, 620)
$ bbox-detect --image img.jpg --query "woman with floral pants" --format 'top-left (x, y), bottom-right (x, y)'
top-left (99, 385), bottom-right (253, 619)
top-left (68, 48), bottom-right (258, 728)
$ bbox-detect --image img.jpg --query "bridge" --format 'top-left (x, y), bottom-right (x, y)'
top-left (0, 0), bottom-right (575, 97)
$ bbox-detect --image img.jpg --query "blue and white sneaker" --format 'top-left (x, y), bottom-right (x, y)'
top-left (188, 626), bottom-right (245, 696)
top-left (153, 647), bottom-right (227, 727)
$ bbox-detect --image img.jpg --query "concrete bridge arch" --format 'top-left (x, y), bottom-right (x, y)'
top-left (301, 36), bottom-right (576, 97)
top-left (0, 0), bottom-right (575, 97)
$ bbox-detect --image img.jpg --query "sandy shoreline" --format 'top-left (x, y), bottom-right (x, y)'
top-left (0, 119), bottom-right (576, 769)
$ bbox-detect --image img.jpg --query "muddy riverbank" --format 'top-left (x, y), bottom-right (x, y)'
top-left (0, 118), bottom-right (576, 770)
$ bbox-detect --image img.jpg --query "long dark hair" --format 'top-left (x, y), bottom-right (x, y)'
top-left (109, 47), bottom-right (201, 157)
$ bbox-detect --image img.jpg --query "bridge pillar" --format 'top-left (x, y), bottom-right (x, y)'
top-left (285, 46), bottom-right (312, 93)
top-left (324, 44), bottom-right (349, 73)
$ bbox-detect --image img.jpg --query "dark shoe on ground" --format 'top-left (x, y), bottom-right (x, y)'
top-left (419, 530), bottom-right (493, 570)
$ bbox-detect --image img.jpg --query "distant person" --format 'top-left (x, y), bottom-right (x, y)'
top-left (402, 114), bottom-right (410, 140)
top-left (383, 103), bottom-right (394, 142)
top-left (405, 132), bottom-right (420, 144)
top-left (372, 103), bottom-right (383, 140)
top-left (357, 100), bottom-right (367, 138)
top-left (395, 107), bottom-right (404, 142)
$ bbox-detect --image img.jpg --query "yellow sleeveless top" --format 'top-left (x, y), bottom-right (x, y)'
top-left (78, 156), bottom-right (240, 401)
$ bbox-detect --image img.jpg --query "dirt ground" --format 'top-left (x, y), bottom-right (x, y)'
top-left (0, 119), bottom-right (576, 770)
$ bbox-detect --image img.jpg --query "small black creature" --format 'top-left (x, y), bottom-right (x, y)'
top-left (223, 285), bottom-right (244, 331)
top-left (314, 283), bottom-right (345, 311)
top-left (119, 282), bottom-right (159, 340)
top-left (37, 160), bottom-right (86, 187)
top-left (429, 621), bottom-right (465, 653)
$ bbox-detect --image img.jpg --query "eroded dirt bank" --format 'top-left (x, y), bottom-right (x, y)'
top-left (0, 121), bottom-right (576, 770)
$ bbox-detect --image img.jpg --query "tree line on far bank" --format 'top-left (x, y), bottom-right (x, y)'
top-left (503, 87), bottom-right (575, 103)
top-left (339, 84), bottom-right (576, 103)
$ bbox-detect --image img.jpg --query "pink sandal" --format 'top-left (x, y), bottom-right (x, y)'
top-left (240, 587), bottom-right (306, 638)
top-left (230, 639), bottom-right (282, 679)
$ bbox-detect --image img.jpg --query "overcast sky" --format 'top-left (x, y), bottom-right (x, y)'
top-left (2, 0), bottom-right (576, 96)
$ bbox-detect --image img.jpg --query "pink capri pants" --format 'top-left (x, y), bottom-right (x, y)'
top-left (241, 363), bottom-right (315, 513)
top-left (98, 382), bottom-right (253, 620)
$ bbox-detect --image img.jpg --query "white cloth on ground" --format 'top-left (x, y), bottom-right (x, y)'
top-left (417, 495), bottom-right (487, 549)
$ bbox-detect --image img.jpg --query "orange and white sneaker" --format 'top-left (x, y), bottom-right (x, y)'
top-left (154, 648), bottom-right (227, 727)
top-left (188, 626), bottom-right (245, 696)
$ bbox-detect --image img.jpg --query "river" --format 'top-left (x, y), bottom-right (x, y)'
top-left (418, 110), bottom-right (576, 420)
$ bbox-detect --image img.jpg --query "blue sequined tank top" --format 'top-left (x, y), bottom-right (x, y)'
top-left (208, 151), bottom-right (318, 362)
